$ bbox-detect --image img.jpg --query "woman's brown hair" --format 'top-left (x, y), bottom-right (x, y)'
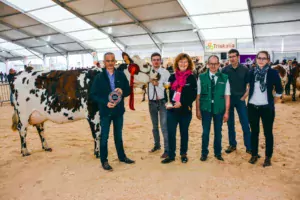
top-left (173, 53), bottom-right (194, 72)
top-left (256, 51), bottom-right (270, 60)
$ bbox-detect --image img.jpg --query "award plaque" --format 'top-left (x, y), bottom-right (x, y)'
top-left (108, 91), bottom-right (122, 105)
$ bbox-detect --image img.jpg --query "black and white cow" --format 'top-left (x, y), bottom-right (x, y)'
top-left (11, 67), bottom-right (156, 157)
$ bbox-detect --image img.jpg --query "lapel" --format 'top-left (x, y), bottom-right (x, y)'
top-left (103, 68), bottom-right (112, 91)
top-left (114, 70), bottom-right (120, 89)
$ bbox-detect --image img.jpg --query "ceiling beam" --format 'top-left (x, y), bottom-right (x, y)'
top-left (0, 20), bottom-right (66, 57)
top-left (246, 0), bottom-right (256, 49)
top-left (111, 0), bottom-right (162, 51)
top-left (0, 55), bottom-right (7, 62)
top-left (0, 34), bottom-right (45, 60)
top-left (254, 19), bottom-right (300, 26)
top-left (176, 0), bottom-right (205, 48)
top-left (251, 1), bottom-right (300, 9)
top-left (53, 0), bottom-right (127, 51)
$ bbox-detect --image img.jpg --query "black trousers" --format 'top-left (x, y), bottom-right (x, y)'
top-left (285, 75), bottom-right (293, 95)
top-left (248, 104), bottom-right (275, 157)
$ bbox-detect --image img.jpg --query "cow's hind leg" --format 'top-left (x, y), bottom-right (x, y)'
top-left (17, 122), bottom-right (30, 156)
top-left (35, 123), bottom-right (52, 152)
top-left (87, 112), bottom-right (101, 158)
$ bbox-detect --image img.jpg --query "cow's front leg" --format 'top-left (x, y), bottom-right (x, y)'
top-left (18, 126), bottom-right (30, 156)
top-left (36, 123), bottom-right (52, 152)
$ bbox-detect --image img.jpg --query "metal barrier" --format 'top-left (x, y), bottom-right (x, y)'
top-left (0, 83), bottom-right (10, 106)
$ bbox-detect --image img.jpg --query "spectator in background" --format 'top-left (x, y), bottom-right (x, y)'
top-left (0, 72), bottom-right (3, 83)
top-left (4, 73), bottom-right (8, 82)
top-left (285, 60), bottom-right (293, 95)
top-left (7, 69), bottom-right (16, 106)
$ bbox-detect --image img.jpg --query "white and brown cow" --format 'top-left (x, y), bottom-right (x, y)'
top-left (11, 67), bottom-right (156, 157)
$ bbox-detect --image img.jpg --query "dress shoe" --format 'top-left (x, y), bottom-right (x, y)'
top-left (248, 156), bottom-right (259, 164)
top-left (181, 155), bottom-right (188, 163)
top-left (263, 157), bottom-right (272, 167)
top-left (149, 146), bottom-right (161, 153)
top-left (161, 157), bottom-right (175, 164)
top-left (120, 157), bottom-right (135, 164)
top-left (225, 146), bottom-right (236, 154)
top-left (161, 152), bottom-right (168, 159)
top-left (246, 150), bottom-right (252, 154)
top-left (200, 155), bottom-right (207, 161)
top-left (215, 155), bottom-right (224, 161)
top-left (102, 162), bottom-right (113, 171)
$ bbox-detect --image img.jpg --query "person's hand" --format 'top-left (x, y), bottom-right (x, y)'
top-left (196, 109), bottom-right (202, 120)
top-left (240, 96), bottom-right (246, 101)
top-left (223, 112), bottom-right (229, 123)
top-left (151, 80), bottom-right (159, 86)
top-left (107, 102), bottom-right (116, 108)
top-left (173, 102), bottom-right (181, 108)
top-left (165, 103), bottom-right (173, 109)
top-left (114, 88), bottom-right (123, 95)
top-left (274, 96), bottom-right (281, 104)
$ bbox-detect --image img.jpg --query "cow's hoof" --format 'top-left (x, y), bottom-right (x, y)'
top-left (44, 148), bottom-right (52, 152)
top-left (22, 152), bottom-right (31, 157)
top-left (94, 151), bottom-right (100, 158)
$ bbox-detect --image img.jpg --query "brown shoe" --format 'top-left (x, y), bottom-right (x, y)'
top-left (161, 152), bottom-right (168, 159)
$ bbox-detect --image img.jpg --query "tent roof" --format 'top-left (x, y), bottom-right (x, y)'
top-left (0, 0), bottom-right (299, 61)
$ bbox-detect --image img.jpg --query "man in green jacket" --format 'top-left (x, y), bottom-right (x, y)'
top-left (196, 55), bottom-right (231, 161)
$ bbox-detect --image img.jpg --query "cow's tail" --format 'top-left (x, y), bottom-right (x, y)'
top-left (11, 109), bottom-right (19, 131)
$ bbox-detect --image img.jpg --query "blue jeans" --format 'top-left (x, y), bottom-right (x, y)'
top-left (227, 95), bottom-right (251, 151)
top-left (149, 100), bottom-right (168, 153)
top-left (100, 115), bottom-right (126, 163)
top-left (167, 111), bottom-right (192, 159)
top-left (201, 111), bottom-right (223, 156)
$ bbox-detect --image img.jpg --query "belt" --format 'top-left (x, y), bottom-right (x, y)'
top-left (249, 103), bottom-right (269, 109)
top-left (149, 99), bottom-right (165, 102)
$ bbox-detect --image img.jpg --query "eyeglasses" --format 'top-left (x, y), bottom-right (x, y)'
top-left (257, 57), bottom-right (268, 61)
top-left (208, 63), bottom-right (219, 67)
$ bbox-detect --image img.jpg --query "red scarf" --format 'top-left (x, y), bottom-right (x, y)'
top-left (171, 70), bottom-right (192, 92)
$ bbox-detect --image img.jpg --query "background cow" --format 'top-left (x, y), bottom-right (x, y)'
top-left (11, 67), bottom-right (157, 157)
top-left (272, 65), bottom-right (288, 102)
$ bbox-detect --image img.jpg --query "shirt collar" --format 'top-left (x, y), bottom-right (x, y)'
top-left (209, 71), bottom-right (216, 78)
top-left (106, 69), bottom-right (115, 76)
top-left (229, 63), bottom-right (240, 69)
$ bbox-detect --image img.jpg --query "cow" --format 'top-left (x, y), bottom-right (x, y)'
top-left (11, 67), bottom-right (158, 157)
top-left (117, 54), bottom-right (161, 103)
top-left (193, 63), bottom-right (207, 80)
top-left (291, 64), bottom-right (300, 101)
top-left (272, 65), bottom-right (288, 103)
top-left (272, 64), bottom-right (300, 102)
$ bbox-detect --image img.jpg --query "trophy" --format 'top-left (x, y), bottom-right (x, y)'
top-left (108, 91), bottom-right (122, 105)
top-left (163, 82), bottom-right (173, 108)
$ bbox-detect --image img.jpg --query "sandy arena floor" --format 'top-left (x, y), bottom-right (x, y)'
top-left (0, 94), bottom-right (299, 200)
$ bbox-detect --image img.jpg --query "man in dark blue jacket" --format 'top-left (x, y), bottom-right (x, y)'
top-left (90, 52), bottom-right (135, 171)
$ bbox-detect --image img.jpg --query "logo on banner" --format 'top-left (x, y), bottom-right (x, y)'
top-left (205, 40), bottom-right (236, 52)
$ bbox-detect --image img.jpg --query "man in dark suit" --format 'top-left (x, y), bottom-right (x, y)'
top-left (90, 52), bottom-right (135, 171)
